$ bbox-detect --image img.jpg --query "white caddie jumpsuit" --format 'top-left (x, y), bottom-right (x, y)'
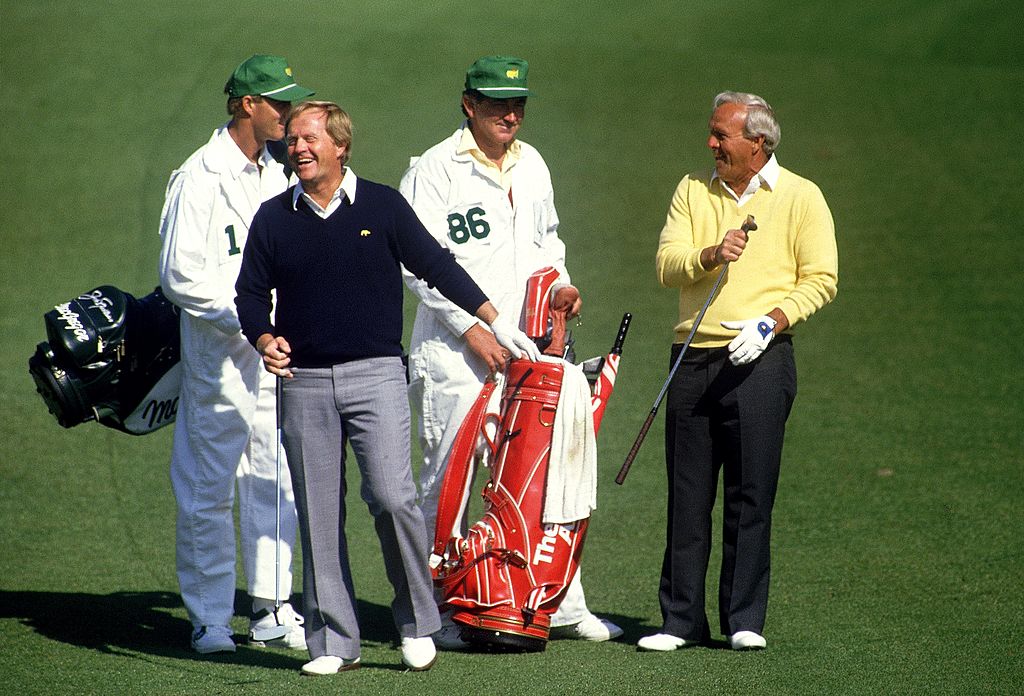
top-left (400, 124), bottom-right (590, 626)
top-left (158, 125), bottom-right (298, 629)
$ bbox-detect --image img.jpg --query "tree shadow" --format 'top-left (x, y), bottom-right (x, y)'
top-left (0, 588), bottom-right (400, 668)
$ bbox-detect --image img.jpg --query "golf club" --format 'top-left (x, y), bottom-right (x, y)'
top-left (250, 375), bottom-right (290, 643)
top-left (615, 214), bottom-right (757, 485)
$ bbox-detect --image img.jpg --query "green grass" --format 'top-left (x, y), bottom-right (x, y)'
top-left (2, 1), bottom-right (1022, 694)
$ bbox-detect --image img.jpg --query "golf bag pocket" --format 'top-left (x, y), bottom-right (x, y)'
top-left (44, 287), bottom-right (129, 366)
top-left (29, 285), bottom-right (181, 434)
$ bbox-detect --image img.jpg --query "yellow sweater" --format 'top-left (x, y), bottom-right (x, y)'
top-left (656, 166), bottom-right (838, 348)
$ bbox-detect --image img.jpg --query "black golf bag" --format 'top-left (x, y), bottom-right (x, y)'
top-left (28, 285), bottom-right (182, 435)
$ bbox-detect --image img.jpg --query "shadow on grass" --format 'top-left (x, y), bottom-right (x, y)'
top-left (600, 612), bottom-right (732, 651)
top-left (0, 588), bottom-right (399, 669)
top-left (595, 611), bottom-right (657, 644)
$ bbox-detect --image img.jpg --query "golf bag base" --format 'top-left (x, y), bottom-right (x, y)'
top-left (453, 606), bottom-right (550, 652)
top-left (28, 285), bottom-right (181, 435)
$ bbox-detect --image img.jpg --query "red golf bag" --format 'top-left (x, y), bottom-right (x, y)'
top-left (430, 269), bottom-right (631, 651)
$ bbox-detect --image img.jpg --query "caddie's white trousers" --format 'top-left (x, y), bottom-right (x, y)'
top-left (171, 318), bottom-right (298, 628)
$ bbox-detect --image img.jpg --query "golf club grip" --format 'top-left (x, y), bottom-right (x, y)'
top-left (611, 312), bottom-right (632, 355)
top-left (276, 375), bottom-right (283, 428)
top-left (616, 409), bottom-right (656, 485)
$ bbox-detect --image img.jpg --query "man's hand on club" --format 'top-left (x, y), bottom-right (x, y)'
top-left (721, 315), bottom-right (777, 366)
top-left (256, 333), bottom-right (293, 377)
top-left (490, 315), bottom-right (541, 362)
top-left (704, 227), bottom-right (749, 269)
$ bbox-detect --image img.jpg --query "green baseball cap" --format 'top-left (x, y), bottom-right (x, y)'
top-left (464, 55), bottom-right (536, 99)
top-left (224, 54), bottom-right (315, 102)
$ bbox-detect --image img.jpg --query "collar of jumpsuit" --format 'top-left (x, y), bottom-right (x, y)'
top-left (215, 125), bottom-right (280, 212)
top-left (208, 124), bottom-right (278, 177)
top-left (458, 123), bottom-right (521, 191)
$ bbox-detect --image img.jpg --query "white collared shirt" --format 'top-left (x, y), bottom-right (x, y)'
top-left (292, 168), bottom-right (359, 218)
top-left (713, 154), bottom-right (780, 206)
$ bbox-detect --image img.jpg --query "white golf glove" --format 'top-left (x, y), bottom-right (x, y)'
top-left (490, 316), bottom-right (541, 362)
top-left (721, 315), bottom-right (777, 366)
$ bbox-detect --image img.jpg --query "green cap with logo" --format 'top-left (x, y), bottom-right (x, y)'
top-left (224, 54), bottom-right (315, 102)
top-left (464, 55), bottom-right (536, 99)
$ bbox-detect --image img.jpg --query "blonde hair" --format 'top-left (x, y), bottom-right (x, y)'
top-left (286, 100), bottom-right (353, 165)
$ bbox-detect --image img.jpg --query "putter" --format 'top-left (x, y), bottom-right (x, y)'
top-left (615, 215), bottom-right (757, 485)
top-left (250, 375), bottom-right (290, 643)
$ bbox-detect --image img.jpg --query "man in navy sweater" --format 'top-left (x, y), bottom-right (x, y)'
top-left (235, 101), bottom-right (538, 676)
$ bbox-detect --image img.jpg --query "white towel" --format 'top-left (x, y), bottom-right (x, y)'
top-left (542, 357), bottom-right (598, 523)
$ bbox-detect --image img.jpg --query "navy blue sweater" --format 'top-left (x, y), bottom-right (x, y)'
top-left (236, 178), bottom-right (487, 367)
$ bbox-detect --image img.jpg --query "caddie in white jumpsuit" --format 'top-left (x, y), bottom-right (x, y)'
top-left (157, 55), bottom-right (314, 655)
top-left (400, 55), bottom-right (623, 647)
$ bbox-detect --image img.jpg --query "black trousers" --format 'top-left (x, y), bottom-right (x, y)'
top-left (659, 336), bottom-right (796, 640)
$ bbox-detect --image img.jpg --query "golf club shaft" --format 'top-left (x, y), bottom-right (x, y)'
top-left (615, 215), bottom-right (755, 485)
top-left (274, 375), bottom-right (282, 609)
top-left (614, 268), bottom-right (726, 485)
top-left (250, 375), bottom-right (291, 642)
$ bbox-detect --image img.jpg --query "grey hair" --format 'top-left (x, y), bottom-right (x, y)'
top-left (713, 91), bottom-right (781, 155)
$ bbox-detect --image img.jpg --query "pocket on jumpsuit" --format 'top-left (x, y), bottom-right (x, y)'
top-left (409, 343), bottom-right (442, 453)
top-left (532, 201), bottom-right (551, 247)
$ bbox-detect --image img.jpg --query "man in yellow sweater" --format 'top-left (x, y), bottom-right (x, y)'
top-left (638, 91), bottom-right (838, 652)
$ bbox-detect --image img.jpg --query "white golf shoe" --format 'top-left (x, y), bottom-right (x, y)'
top-left (248, 602), bottom-right (306, 649)
top-left (300, 655), bottom-right (361, 675)
top-left (549, 613), bottom-right (624, 642)
top-left (637, 632), bottom-right (699, 651)
top-left (190, 625), bottom-right (236, 654)
top-left (400, 636), bottom-right (438, 671)
top-left (729, 630), bottom-right (767, 650)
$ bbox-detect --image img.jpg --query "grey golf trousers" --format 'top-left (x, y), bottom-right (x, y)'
top-left (282, 357), bottom-right (441, 660)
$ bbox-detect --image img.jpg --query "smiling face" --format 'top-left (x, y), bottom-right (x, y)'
top-left (463, 94), bottom-right (526, 161)
top-left (286, 108), bottom-right (347, 193)
top-left (707, 101), bottom-right (765, 192)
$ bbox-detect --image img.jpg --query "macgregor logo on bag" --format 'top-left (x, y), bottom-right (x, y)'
top-left (54, 303), bottom-right (90, 344)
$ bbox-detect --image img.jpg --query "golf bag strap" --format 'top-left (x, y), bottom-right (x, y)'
top-left (432, 379), bottom-right (498, 560)
top-left (435, 543), bottom-right (506, 593)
